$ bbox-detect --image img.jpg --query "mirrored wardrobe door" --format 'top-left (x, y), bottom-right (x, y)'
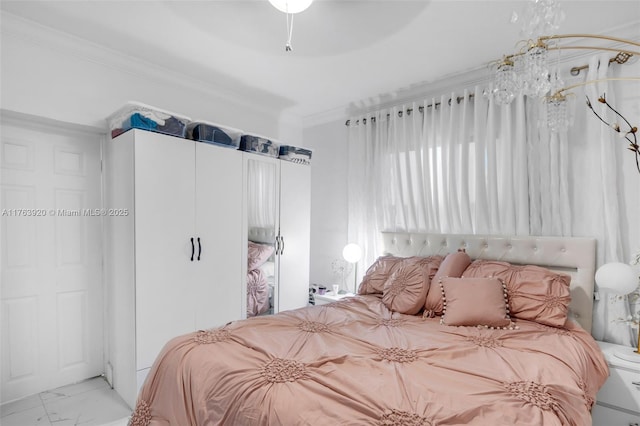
top-left (245, 156), bottom-right (280, 317)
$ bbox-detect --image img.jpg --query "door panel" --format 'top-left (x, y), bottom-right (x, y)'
top-left (133, 132), bottom-right (196, 370)
top-left (278, 162), bottom-right (311, 312)
top-left (1, 120), bottom-right (103, 402)
top-left (194, 143), bottom-right (243, 328)
top-left (245, 156), bottom-right (279, 316)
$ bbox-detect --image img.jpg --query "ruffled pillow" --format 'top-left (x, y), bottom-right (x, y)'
top-left (439, 277), bottom-right (514, 328)
top-left (424, 251), bottom-right (472, 316)
top-left (358, 256), bottom-right (404, 295)
top-left (462, 260), bottom-right (571, 327)
top-left (382, 262), bottom-right (430, 315)
top-left (358, 255), bottom-right (443, 297)
top-left (247, 268), bottom-right (270, 317)
top-left (248, 241), bottom-right (274, 271)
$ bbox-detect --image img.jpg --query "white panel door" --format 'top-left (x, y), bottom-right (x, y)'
top-left (194, 143), bottom-right (243, 329)
top-left (133, 132), bottom-right (196, 370)
top-left (1, 119), bottom-right (103, 402)
top-left (277, 161), bottom-right (311, 312)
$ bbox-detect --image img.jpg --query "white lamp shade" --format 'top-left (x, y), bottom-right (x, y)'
top-left (268, 0), bottom-right (313, 14)
top-left (342, 243), bottom-right (362, 264)
top-left (595, 262), bottom-right (638, 295)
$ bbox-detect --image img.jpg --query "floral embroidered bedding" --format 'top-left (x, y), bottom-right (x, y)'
top-left (129, 294), bottom-right (608, 426)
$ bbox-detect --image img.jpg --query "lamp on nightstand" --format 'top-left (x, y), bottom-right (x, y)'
top-left (342, 243), bottom-right (362, 294)
top-left (595, 262), bottom-right (640, 363)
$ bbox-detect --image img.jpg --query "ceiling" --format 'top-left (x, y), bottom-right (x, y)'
top-left (2, 0), bottom-right (639, 121)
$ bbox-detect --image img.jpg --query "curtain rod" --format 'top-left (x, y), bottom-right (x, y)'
top-left (569, 51), bottom-right (633, 76)
top-left (345, 93), bottom-right (475, 126)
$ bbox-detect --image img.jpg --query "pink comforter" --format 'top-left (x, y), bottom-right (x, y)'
top-left (130, 295), bottom-right (608, 426)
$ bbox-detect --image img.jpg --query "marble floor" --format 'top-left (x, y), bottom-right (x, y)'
top-left (0, 376), bottom-right (131, 426)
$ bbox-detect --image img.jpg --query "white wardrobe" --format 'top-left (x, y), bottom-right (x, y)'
top-left (105, 129), bottom-right (310, 409)
top-left (105, 129), bottom-right (244, 408)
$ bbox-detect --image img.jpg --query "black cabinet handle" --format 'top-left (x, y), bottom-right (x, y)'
top-left (190, 237), bottom-right (195, 262)
top-left (280, 236), bottom-right (285, 255)
top-left (197, 237), bottom-right (202, 261)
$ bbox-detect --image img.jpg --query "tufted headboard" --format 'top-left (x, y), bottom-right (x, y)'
top-left (380, 232), bottom-right (597, 333)
top-left (248, 227), bottom-right (276, 245)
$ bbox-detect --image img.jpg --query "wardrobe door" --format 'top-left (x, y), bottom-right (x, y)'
top-left (134, 132), bottom-right (196, 371)
top-left (277, 161), bottom-right (310, 312)
top-left (194, 143), bottom-right (243, 329)
top-left (245, 156), bottom-right (279, 316)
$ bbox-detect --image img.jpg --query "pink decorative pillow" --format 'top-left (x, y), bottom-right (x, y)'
top-left (247, 268), bottom-right (270, 317)
top-left (462, 260), bottom-right (571, 327)
top-left (381, 262), bottom-right (430, 315)
top-left (411, 255), bottom-right (444, 282)
top-left (424, 251), bottom-right (472, 316)
top-left (439, 277), bottom-right (513, 328)
top-left (358, 256), bottom-right (403, 295)
top-left (248, 241), bottom-right (274, 271)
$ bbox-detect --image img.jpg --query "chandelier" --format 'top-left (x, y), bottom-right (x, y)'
top-left (493, 34), bottom-right (640, 109)
top-left (491, 0), bottom-right (640, 148)
top-left (268, 0), bottom-right (314, 52)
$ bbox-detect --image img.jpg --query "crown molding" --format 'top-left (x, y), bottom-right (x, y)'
top-left (0, 11), bottom-right (282, 120)
top-left (1, 108), bottom-right (106, 136)
top-left (302, 104), bottom-right (349, 128)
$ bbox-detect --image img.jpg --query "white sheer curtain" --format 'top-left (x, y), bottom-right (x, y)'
top-left (347, 85), bottom-right (569, 270)
top-left (578, 54), bottom-right (634, 346)
top-left (247, 160), bottom-right (277, 229)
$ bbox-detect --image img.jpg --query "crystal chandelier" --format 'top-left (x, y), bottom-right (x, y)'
top-left (513, 0), bottom-right (565, 40)
top-left (492, 0), bottom-right (640, 134)
top-left (494, 35), bottom-right (639, 106)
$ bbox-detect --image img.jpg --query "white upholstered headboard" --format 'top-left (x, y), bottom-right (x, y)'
top-left (248, 227), bottom-right (276, 245)
top-left (380, 232), bottom-right (597, 333)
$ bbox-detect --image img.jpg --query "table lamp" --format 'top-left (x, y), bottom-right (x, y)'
top-left (595, 262), bottom-right (640, 363)
top-left (342, 243), bottom-right (362, 294)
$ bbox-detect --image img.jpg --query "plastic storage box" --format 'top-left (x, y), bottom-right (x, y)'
top-left (186, 121), bottom-right (242, 149)
top-left (279, 145), bottom-right (312, 165)
top-left (108, 101), bottom-right (191, 139)
top-left (239, 134), bottom-right (279, 158)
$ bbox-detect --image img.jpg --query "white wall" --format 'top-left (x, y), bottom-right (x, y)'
top-left (302, 118), bottom-right (349, 289)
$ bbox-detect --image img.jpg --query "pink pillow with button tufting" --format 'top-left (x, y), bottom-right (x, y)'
top-left (248, 241), bottom-right (274, 271)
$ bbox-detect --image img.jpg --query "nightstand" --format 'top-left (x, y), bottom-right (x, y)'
top-left (314, 292), bottom-right (352, 306)
top-left (592, 341), bottom-right (640, 426)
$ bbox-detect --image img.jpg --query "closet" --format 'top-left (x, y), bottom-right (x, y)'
top-left (105, 129), bottom-right (244, 408)
top-left (244, 155), bottom-right (310, 317)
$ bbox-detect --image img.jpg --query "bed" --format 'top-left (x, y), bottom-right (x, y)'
top-left (129, 233), bottom-right (609, 426)
top-left (246, 227), bottom-right (277, 317)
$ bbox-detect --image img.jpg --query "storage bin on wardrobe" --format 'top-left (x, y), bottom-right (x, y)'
top-left (279, 145), bottom-right (312, 165)
top-left (108, 101), bottom-right (190, 139)
top-left (186, 121), bottom-right (242, 149)
top-left (240, 134), bottom-right (279, 157)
